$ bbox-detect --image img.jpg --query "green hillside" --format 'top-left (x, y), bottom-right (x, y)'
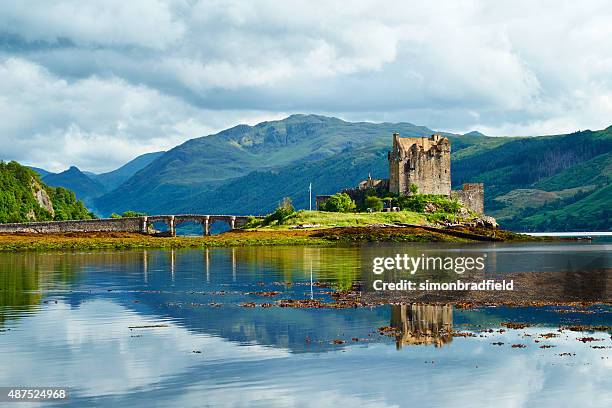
top-left (0, 161), bottom-right (95, 223)
top-left (93, 151), bottom-right (165, 191)
top-left (451, 129), bottom-right (611, 196)
top-left (533, 151), bottom-right (611, 191)
top-left (173, 145), bottom-right (391, 215)
top-left (505, 184), bottom-right (611, 231)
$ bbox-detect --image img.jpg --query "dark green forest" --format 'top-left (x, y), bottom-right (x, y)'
top-left (0, 161), bottom-right (95, 223)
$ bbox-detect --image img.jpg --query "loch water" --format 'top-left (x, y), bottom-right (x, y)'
top-left (0, 241), bottom-right (611, 407)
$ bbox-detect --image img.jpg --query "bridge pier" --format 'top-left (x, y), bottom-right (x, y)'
top-left (203, 216), bottom-right (210, 236)
top-left (169, 215), bottom-right (176, 237)
top-left (140, 216), bottom-right (149, 234)
top-left (230, 216), bottom-right (236, 230)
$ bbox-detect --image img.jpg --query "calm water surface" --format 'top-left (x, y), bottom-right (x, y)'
top-left (0, 241), bottom-right (611, 407)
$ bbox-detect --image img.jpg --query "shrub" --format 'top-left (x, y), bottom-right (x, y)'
top-left (263, 197), bottom-right (295, 225)
top-left (396, 194), bottom-right (461, 213)
top-left (364, 196), bottom-right (384, 212)
top-left (319, 193), bottom-right (356, 213)
top-left (110, 211), bottom-right (146, 218)
top-left (242, 215), bottom-right (263, 229)
top-left (121, 210), bottom-right (147, 218)
top-left (409, 184), bottom-right (419, 194)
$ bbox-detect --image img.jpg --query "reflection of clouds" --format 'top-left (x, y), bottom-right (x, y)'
top-left (1, 300), bottom-right (611, 407)
top-left (0, 300), bottom-right (288, 397)
top-left (439, 327), bottom-right (612, 407)
top-left (153, 335), bottom-right (609, 408)
top-left (160, 385), bottom-right (396, 408)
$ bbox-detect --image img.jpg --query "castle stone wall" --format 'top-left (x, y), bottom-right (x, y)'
top-left (451, 183), bottom-right (484, 214)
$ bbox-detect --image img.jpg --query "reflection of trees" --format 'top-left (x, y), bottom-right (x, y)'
top-left (390, 304), bottom-right (453, 348)
top-left (233, 247), bottom-right (361, 290)
top-left (0, 255), bottom-right (42, 324)
top-left (0, 253), bottom-right (81, 326)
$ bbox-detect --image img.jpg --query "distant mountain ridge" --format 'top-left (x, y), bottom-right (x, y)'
top-left (95, 114), bottom-right (460, 213)
top-left (32, 151), bottom-right (164, 213)
top-left (93, 151), bottom-right (164, 191)
top-left (42, 166), bottom-right (106, 205)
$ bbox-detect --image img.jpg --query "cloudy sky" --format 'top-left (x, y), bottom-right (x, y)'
top-left (1, 0), bottom-right (612, 172)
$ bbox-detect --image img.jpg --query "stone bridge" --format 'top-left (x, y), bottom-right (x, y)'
top-left (0, 214), bottom-right (260, 236)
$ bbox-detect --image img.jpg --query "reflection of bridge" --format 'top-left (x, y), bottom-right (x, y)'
top-left (0, 214), bottom-right (261, 236)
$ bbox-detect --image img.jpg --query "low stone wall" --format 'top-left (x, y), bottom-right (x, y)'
top-left (451, 183), bottom-right (484, 214)
top-left (0, 217), bottom-right (143, 234)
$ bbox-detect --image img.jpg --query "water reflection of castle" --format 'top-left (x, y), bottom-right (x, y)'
top-left (390, 304), bottom-right (453, 348)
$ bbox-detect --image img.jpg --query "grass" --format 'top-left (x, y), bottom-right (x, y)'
top-left (247, 210), bottom-right (428, 229)
top-left (0, 224), bottom-right (534, 252)
top-left (0, 231), bottom-right (331, 252)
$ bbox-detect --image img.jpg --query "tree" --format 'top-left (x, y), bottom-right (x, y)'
top-left (121, 211), bottom-right (147, 218)
top-left (110, 211), bottom-right (146, 218)
top-left (409, 183), bottom-right (419, 195)
top-left (364, 196), bottom-right (383, 212)
top-left (0, 161), bottom-right (94, 223)
top-left (320, 193), bottom-right (356, 213)
top-left (263, 197), bottom-right (295, 225)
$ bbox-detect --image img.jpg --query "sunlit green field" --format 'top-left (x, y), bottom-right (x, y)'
top-left (247, 210), bottom-right (428, 230)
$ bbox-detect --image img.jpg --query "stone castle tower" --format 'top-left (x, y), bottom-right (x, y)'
top-left (388, 133), bottom-right (451, 196)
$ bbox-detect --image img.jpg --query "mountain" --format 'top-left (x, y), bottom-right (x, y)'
top-left (93, 115), bottom-right (611, 231)
top-left (0, 161), bottom-right (94, 223)
top-left (42, 166), bottom-right (106, 206)
top-left (28, 167), bottom-right (51, 177)
top-left (92, 151), bottom-right (165, 191)
top-left (463, 131), bottom-right (486, 137)
top-left (35, 151), bottom-right (166, 212)
top-left (95, 114), bottom-right (456, 214)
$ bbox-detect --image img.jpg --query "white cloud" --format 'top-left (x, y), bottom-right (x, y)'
top-left (0, 0), bottom-right (185, 49)
top-left (0, 57), bottom-right (282, 172)
top-left (1, 0), bottom-right (612, 170)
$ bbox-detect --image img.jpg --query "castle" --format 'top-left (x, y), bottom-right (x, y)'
top-left (317, 132), bottom-right (485, 214)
